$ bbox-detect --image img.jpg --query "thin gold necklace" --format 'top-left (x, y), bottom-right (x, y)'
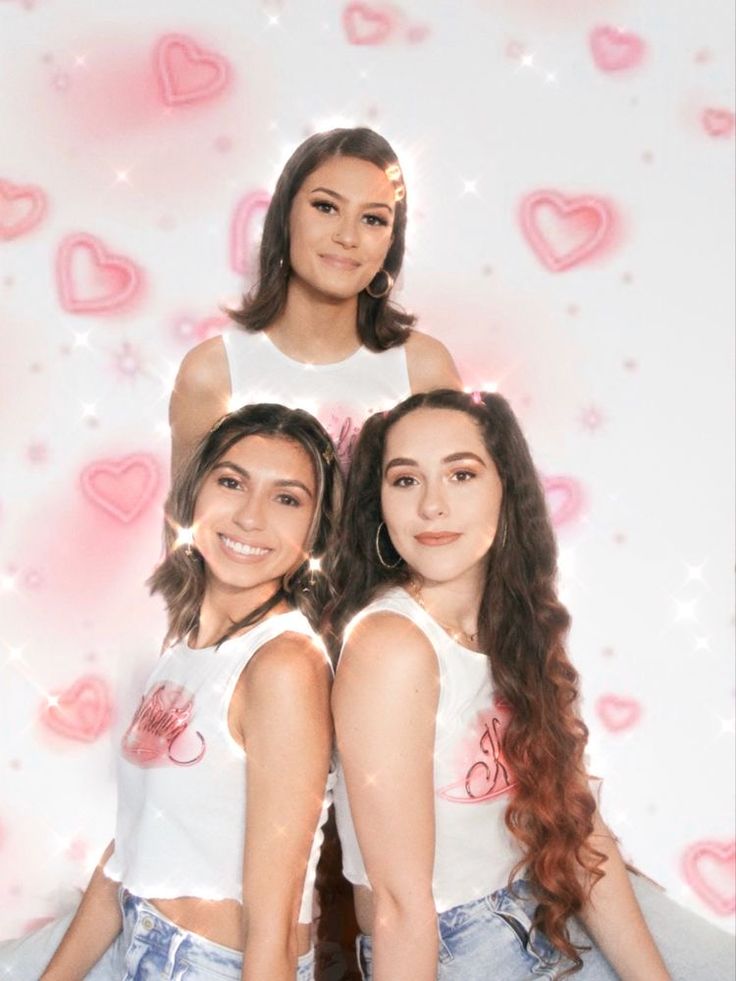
top-left (408, 581), bottom-right (480, 649)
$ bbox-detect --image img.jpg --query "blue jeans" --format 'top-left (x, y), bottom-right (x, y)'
top-left (0, 890), bottom-right (315, 980)
top-left (119, 891), bottom-right (315, 979)
top-left (356, 875), bottom-right (735, 980)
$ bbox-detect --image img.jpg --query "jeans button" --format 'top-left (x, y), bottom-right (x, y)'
top-left (141, 915), bottom-right (154, 930)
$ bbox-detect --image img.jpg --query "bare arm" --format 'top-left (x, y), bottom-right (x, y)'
top-left (169, 336), bottom-right (232, 477)
top-left (235, 633), bottom-right (333, 981)
top-left (578, 811), bottom-right (670, 980)
top-left (333, 613), bottom-right (440, 981)
top-left (405, 330), bottom-right (462, 393)
top-left (41, 841), bottom-right (121, 981)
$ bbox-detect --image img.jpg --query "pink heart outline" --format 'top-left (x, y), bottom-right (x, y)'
top-left (542, 474), bottom-right (585, 528)
top-left (342, 2), bottom-right (393, 45)
top-left (589, 25), bottom-right (646, 72)
top-left (682, 841), bottom-right (736, 916)
top-left (595, 694), bottom-right (641, 732)
top-left (0, 179), bottom-right (47, 240)
top-left (520, 190), bottom-right (613, 272)
top-left (56, 233), bottom-right (141, 314)
top-left (702, 108), bottom-right (735, 138)
top-left (41, 675), bottom-right (113, 743)
top-left (154, 34), bottom-right (230, 107)
top-left (80, 453), bottom-right (160, 524)
top-left (230, 190), bottom-right (272, 275)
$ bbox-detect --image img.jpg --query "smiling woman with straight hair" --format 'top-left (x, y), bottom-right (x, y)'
top-left (170, 126), bottom-right (460, 474)
top-left (0, 403), bottom-right (342, 981)
top-left (328, 388), bottom-right (734, 981)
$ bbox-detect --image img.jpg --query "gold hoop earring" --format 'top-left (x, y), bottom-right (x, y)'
top-left (365, 269), bottom-right (394, 299)
top-left (375, 521), bottom-right (402, 569)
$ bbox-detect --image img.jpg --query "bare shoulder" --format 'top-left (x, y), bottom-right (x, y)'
top-left (338, 610), bottom-right (437, 685)
top-left (404, 329), bottom-right (462, 393)
top-left (169, 336), bottom-right (232, 473)
top-left (247, 630), bottom-right (331, 695)
top-left (174, 335), bottom-right (230, 397)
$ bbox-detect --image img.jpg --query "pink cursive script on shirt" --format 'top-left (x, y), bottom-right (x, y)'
top-left (437, 698), bottom-right (516, 804)
top-left (122, 682), bottom-right (206, 767)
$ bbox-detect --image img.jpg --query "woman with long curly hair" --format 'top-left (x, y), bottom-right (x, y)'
top-left (0, 403), bottom-right (341, 981)
top-left (328, 389), bottom-right (733, 980)
top-left (170, 126), bottom-right (460, 475)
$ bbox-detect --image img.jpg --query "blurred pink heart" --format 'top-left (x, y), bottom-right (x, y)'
top-left (80, 454), bottom-right (160, 524)
top-left (230, 190), bottom-right (271, 275)
top-left (595, 694), bottom-right (641, 732)
top-left (0, 179), bottom-right (47, 240)
top-left (154, 34), bottom-right (230, 106)
top-left (41, 676), bottom-right (113, 743)
top-left (542, 475), bottom-right (585, 528)
top-left (590, 25), bottom-right (645, 72)
top-left (56, 234), bottom-right (141, 314)
top-left (343, 2), bottom-right (393, 45)
top-left (702, 108), bottom-right (735, 138)
top-left (682, 840), bottom-right (736, 915)
top-left (520, 190), bottom-right (613, 272)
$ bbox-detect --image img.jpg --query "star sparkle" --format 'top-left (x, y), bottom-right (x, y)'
top-left (580, 404), bottom-right (605, 433)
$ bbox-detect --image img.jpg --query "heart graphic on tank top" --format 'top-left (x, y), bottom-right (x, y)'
top-left (0, 179), bottom-right (47, 240)
top-left (595, 694), bottom-right (641, 732)
top-left (154, 34), bottom-right (231, 106)
top-left (589, 26), bottom-right (646, 72)
top-left (520, 191), bottom-right (614, 272)
top-left (56, 234), bottom-right (142, 314)
top-left (80, 454), bottom-right (160, 524)
top-left (41, 675), bottom-right (113, 742)
top-left (681, 840), bottom-right (736, 915)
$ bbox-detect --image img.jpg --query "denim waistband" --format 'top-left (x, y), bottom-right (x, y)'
top-left (120, 888), bottom-right (314, 975)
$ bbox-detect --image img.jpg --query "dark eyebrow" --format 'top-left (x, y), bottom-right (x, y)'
top-left (212, 462), bottom-right (314, 498)
top-left (309, 186), bottom-right (393, 214)
top-left (384, 452), bottom-right (487, 475)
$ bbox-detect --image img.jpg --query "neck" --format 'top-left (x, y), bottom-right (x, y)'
top-left (267, 278), bottom-right (361, 363)
top-left (412, 567), bottom-right (485, 644)
top-left (192, 577), bottom-right (287, 648)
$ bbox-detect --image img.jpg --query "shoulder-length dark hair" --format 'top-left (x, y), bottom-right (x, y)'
top-left (149, 403), bottom-right (342, 648)
top-left (229, 127), bottom-right (415, 351)
top-left (327, 389), bottom-right (604, 973)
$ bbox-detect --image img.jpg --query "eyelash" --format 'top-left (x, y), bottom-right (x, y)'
top-left (275, 493), bottom-right (301, 508)
top-left (216, 477), bottom-right (301, 507)
top-left (311, 200), bottom-right (389, 227)
top-left (391, 470), bottom-right (477, 487)
top-left (218, 476), bottom-right (241, 490)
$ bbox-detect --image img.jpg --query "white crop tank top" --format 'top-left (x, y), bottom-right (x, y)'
top-left (333, 587), bottom-right (524, 913)
top-left (104, 610), bottom-right (335, 922)
top-left (222, 329), bottom-right (411, 469)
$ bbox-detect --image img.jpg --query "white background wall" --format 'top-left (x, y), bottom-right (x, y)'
top-left (1, 0), bottom-right (734, 937)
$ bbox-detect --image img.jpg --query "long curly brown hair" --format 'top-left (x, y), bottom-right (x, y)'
top-left (228, 126), bottom-right (415, 351)
top-left (326, 389), bottom-right (604, 972)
